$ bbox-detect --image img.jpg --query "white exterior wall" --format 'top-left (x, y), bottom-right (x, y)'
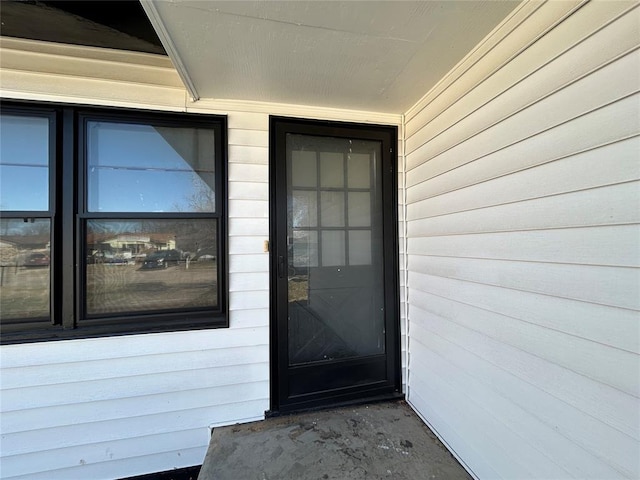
top-left (0, 39), bottom-right (404, 479)
top-left (404, 1), bottom-right (640, 479)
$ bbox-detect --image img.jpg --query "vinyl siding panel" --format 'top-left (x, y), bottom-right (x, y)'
top-left (408, 96), bottom-right (639, 198)
top-left (0, 330), bottom-right (270, 480)
top-left (404, 0), bottom-right (583, 138)
top-left (405, 1), bottom-right (637, 144)
top-left (410, 319), bottom-right (636, 479)
top-left (408, 181), bottom-right (640, 237)
top-left (407, 54), bottom-right (639, 182)
top-left (407, 137), bottom-right (640, 213)
top-left (405, 2), bottom-right (640, 479)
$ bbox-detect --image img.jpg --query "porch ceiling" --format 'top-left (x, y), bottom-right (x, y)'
top-left (142, 0), bottom-right (520, 114)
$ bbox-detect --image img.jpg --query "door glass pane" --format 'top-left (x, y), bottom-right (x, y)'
top-left (320, 152), bottom-right (344, 187)
top-left (347, 153), bottom-right (371, 188)
top-left (292, 190), bottom-right (317, 228)
top-left (291, 230), bottom-right (318, 271)
top-left (291, 151), bottom-right (317, 187)
top-left (320, 191), bottom-right (345, 227)
top-left (287, 134), bottom-right (384, 365)
top-left (349, 230), bottom-right (371, 265)
top-left (348, 192), bottom-right (370, 227)
top-left (85, 219), bottom-right (218, 316)
top-left (321, 230), bottom-right (345, 266)
top-left (86, 121), bottom-right (216, 213)
top-left (0, 218), bottom-right (50, 321)
top-left (0, 115), bottom-right (50, 211)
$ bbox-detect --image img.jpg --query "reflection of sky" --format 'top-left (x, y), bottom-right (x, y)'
top-left (0, 115), bottom-right (216, 214)
top-left (0, 115), bottom-right (50, 211)
top-left (88, 122), bottom-right (215, 213)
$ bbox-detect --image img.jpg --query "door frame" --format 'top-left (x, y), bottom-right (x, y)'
top-left (268, 116), bottom-right (402, 414)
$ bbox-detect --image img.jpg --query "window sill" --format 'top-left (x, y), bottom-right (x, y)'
top-left (0, 314), bottom-right (228, 345)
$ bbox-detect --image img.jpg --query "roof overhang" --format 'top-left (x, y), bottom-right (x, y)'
top-left (141, 0), bottom-right (520, 113)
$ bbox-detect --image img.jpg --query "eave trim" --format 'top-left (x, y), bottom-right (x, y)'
top-left (141, 0), bottom-right (200, 102)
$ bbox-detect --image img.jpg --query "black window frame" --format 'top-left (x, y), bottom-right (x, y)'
top-left (0, 105), bottom-right (57, 332)
top-left (0, 101), bottom-right (228, 344)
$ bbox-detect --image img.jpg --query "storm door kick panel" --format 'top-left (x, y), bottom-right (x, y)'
top-left (271, 118), bottom-right (400, 412)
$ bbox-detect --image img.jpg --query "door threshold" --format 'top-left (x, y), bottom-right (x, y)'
top-left (266, 392), bottom-right (404, 418)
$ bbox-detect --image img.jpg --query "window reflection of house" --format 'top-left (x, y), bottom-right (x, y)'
top-left (0, 235), bottom-right (50, 266)
top-left (86, 233), bottom-right (177, 255)
top-left (0, 240), bottom-right (18, 266)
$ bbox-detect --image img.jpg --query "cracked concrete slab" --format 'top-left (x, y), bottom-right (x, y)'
top-left (198, 400), bottom-right (471, 480)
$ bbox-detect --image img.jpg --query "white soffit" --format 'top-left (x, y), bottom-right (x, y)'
top-left (146, 0), bottom-right (519, 114)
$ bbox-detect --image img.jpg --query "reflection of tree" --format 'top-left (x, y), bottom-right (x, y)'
top-left (168, 219), bottom-right (216, 256)
top-left (186, 172), bottom-right (215, 212)
top-left (0, 218), bottom-right (50, 237)
top-left (170, 172), bottom-right (215, 213)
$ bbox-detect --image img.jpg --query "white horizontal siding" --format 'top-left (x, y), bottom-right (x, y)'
top-left (405, 2), bottom-right (640, 479)
top-left (407, 137), bottom-right (640, 215)
top-left (410, 285), bottom-right (639, 400)
top-left (410, 318), bottom-right (637, 478)
top-left (1, 344), bottom-right (269, 392)
top-left (225, 114), bottom-right (271, 346)
top-left (0, 329), bottom-right (270, 480)
top-left (408, 181), bottom-right (640, 237)
top-left (407, 52), bottom-right (639, 182)
top-left (406, 0), bottom-right (637, 145)
top-left (408, 95), bottom-right (639, 199)
top-left (410, 255), bottom-right (640, 314)
top-left (5, 446), bottom-right (209, 480)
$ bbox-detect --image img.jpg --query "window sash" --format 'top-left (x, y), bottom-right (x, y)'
top-left (0, 108), bottom-right (56, 328)
top-left (81, 217), bottom-right (222, 319)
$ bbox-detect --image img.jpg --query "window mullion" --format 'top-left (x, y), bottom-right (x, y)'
top-left (60, 108), bottom-right (75, 329)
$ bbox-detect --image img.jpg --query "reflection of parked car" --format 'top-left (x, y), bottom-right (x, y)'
top-left (87, 251), bottom-right (127, 265)
top-left (25, 253), bottom-right (50, 267)
top-left (141, 250), bottom-right (181, 269)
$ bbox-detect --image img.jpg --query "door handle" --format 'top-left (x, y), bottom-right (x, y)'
top-left (278, 255), bottom-right (285, 278)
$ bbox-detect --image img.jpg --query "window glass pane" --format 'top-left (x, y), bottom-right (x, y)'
top-left (0, 218), bottom-right (50, 321)
top-left (347, 153), bottom-right (371, 188)
top-left (321, 230), bottom-right (345, 266)
top-left (87, 122), bottom-right (215, 213)
top-left (320, 191), bottom-right (345, 227)
top-left (349, 230), bottom-right (371, 265)
top-left (292, 190), bottom-right (317, 228)
top-left (0, 115), bottom-right (50, 211)
top-left (320, 152), bottom-right (344, 188)
top-left (86, 219), bottom-right (218, 316)
top-left (291, 150), bottom-right (317, 187)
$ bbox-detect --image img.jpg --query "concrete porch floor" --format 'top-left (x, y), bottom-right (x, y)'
top-left (198, 400), bottom-right (472, 480)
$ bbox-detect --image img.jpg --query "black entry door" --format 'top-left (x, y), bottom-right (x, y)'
top-left (270, 117), bottom-right (401, 413)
